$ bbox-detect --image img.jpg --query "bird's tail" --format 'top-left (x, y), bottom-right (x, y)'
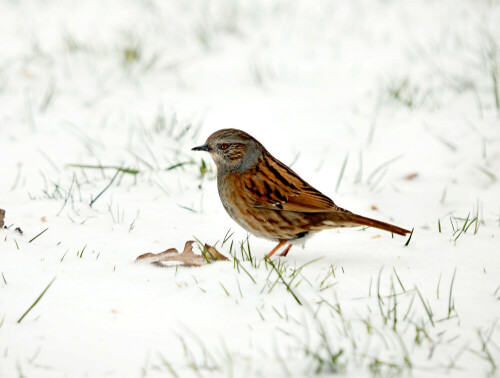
top-left (329, 212), bottom-right (410, 236)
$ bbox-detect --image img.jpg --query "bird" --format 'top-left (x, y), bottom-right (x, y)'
top-left (192, 129), bottom-right (410, 258)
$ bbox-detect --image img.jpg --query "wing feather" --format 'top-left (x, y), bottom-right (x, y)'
top-left (240, 154), bottom-right (346, 213)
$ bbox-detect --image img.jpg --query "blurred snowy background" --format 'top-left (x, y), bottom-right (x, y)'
top-left (0, 0), bottom-right (499, 377)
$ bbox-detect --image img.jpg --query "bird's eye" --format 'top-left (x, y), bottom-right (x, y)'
top-left (220, 144), bottom-right (228, 150)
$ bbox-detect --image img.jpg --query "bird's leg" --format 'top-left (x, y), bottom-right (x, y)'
top-left (278, 244), bottom-right (293, 257)
top-left (266, 240), bottom-right (286, 259)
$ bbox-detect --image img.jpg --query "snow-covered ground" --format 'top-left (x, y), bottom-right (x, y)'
top-left (1, 0), bottom-right (499, 376)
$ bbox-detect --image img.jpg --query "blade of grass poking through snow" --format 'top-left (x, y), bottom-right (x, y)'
top-left (436, 273), bottom-right (442, 299)
top-left (476, 165), bottom-right (497, 182)
top-left (415, 286), bottom-right (434, 327)
top-left (441, 187), bottom-right (447, 204)
top-left (29, 228), bottom-right (49, 243)
top-left (192, 236), bottom-right (215, 263)
top-left (233, 257), bottom-right (256, 284)
top-left (165, 161), bottom-right (195, 171)
top-left (221, 229), bottom-right (233, 247)
top-left (266, 259), bottom-right (302, 305)
top-left (157, 353), bottom-right (179, 378)
top-left (393, 267), bottom-right (406, 292)
top-left (377, 267), bottom-right (387, 323)
top-left (199, 158), bottom-right (207, 178)
top-left (288, 258), bottom-right (323, 287)
top-left (435, 136), bottom-right (457, 152)
top-left (454, 213), bottom-right (478, 243)
top-left (229, 249), bottom-right (257, 284)
top-left (67, 164), bottom-right (139, 175)
top-left (449, 216), bottom-right (456, 232)
top-left (89, 170), bottom-right (121, 207)
top-left (17, 277), bottom-right (56, 323)
top-left (404, 228), bottom-right (414, 246)
top-left (335, 153), bottom-right (348, 193)
top-left (288, 151), bottom-right (301, 168)
top-left (219, 282), bottom-right (230, 296)
top-left (366, 155), bottom-right (403, 185)
top-left (448, 268), bottom-right (457, 318)
top-left (492, 59), bottom-right (500, 114)
top-left (464, 215), bottom-right (478, 233)
top-left (56, 173), bottom-right (75, 216)
top-left (354, 150), bottom-right (363, 184)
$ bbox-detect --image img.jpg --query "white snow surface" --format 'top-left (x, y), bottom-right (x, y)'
top-left (1, 0), bottom-right (500, 377)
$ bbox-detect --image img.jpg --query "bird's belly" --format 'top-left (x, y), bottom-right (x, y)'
top-left (219, 191), bottom-right (312, 241)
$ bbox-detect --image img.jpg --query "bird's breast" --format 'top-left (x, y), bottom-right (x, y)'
top-left (217, 173), bottom-right (316, 241)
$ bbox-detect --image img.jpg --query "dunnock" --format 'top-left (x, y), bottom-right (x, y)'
top-left (193, 129), bottom-right (410, 257)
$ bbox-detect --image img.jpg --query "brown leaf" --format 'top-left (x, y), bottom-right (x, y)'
top-left (370, 204), bottom-right (378, 211)
top-left (371, 234), bottom-right (381, 239)
top-left (202, 244), bottom-right (229, 262)
top-left (404, 173), bottom-right (418, 180)
top-left (41, 216), bottom-right (47, 223)
top-left (0, 210), bottom-right (24, 234)
top-left (136, 241), bottom-right (228, 268)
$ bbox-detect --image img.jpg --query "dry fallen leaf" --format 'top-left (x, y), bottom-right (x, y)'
top-left (405, 173), bottom-right (418, 180)
top-left (371, 234), bottom-right (381, 239)
top-left (41, 216), bottom-right (47, 223)
top-left (370, 204), bottom-right (378, 210)
top-left (0, 209), bottom-right (4, 228)
top-left (203, 244), bottom-right (229, 262)
top-left (136, 240), bottom-right (228, 267)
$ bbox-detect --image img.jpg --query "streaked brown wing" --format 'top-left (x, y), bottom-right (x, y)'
top-left (240, 154), bottom-right (345, 213)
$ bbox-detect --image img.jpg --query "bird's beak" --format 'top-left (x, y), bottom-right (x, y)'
top-left (192, 144), bottom-right (211, 152)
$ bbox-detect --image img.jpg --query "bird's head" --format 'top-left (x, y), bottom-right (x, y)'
top-left (192, 129), bottom-right (263, 173)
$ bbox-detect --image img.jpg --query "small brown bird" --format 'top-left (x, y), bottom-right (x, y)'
top-left (192, 129), bottom-right (410, 258)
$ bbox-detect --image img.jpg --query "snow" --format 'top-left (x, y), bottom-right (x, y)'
top-left (1, 0), bottom-right (499, 376)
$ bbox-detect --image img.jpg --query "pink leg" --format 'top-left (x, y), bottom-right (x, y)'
top-left (278, 244), bottom-right (293, 257)
top-left (266, 240), bottom-right (286, 259)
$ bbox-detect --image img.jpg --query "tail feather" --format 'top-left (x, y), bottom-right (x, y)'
top-left (335, 212), bottom-right (410, 236)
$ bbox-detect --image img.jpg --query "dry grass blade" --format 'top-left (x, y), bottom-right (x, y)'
top-left (0, 208), bottom-right (5, 228)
